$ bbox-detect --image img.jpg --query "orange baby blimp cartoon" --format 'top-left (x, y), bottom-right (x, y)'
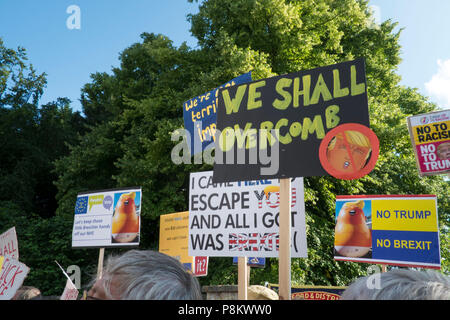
top-left (111, 191), bottom-right (139, 243)
top-left (334, 200), bottom-right (372, 258)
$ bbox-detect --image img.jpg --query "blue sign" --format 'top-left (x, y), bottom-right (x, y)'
top-left (182, 72), bottom-right (252, 156)
top-left (232, 256), bottom-right (266, 268)
top-left (334, 195), bottom-right (440, 269)
top-left (74, 196), bottom-right (88, 214)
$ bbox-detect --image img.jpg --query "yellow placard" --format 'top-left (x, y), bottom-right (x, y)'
top-left (159, 211), bottom-right (194, 267)
top-left (411, 120), bottom-right (450, 145)
top-left (372, 199), bottom-right (438, 232)
top-left (0, 256), bottom-right (4, 271)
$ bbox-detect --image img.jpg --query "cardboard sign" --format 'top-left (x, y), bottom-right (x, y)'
top-left (213, 58), bottom-right (369, 183)
top-left (56, 261), bottom-right (79, 300)
top-left (60, 279), bottom-right (79, 300)
top-left (159, 211), bottom-right (208, 276)
top-left (183, 72), bottom-right (252, 156)
top-left (0, 256), bottom-right (30, 300)
top-left (407, 109), bottom-right (450, 175)
top-left (72, 187), bottom-right (142, 248)
top-left (334, 195), bottom-right (440, 269)
top-left (188, 171), bottom-right (307, 257)
top-left (0, 227), bottom-right (19, 260)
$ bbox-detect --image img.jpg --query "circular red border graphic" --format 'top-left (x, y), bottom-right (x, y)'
top-left (319, 123), bottom-right (379, 180)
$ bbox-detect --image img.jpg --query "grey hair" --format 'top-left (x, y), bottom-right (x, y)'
top-left (101, 250), bottom-right (202, 300)
top-left (340, 269), bottom-right (450, 300)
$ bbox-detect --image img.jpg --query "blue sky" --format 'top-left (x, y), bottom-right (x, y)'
top-left (0, 0), bottom-right (199, 112)
top-left (1, 0), bottom-right (449, 113)
top-left (370, 0), bottom-right (450, 109)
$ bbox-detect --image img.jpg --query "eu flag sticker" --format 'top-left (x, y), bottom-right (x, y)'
top-left (75, 196), bottom-right (88, 214)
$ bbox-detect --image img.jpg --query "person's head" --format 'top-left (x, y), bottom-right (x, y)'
top-left (13, 286), bottom-right (41, 300)
top-left (327, 130), bottom-right (371, 173)
top-left (247, 285), bottom-right (279, 300)
top-left (437, 142), bottom-right (450, 160)
top-left (340, 268), bottom-right (450, 300)
top-left (87, 250), bottom-right (202, 300)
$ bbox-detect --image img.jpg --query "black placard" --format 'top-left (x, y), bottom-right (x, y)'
top-left (213, 58), bottom-right (369, 183)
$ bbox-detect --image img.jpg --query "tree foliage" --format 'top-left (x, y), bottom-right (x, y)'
top-left (0, 38), bottom-right (89, 294)
top-left (0, 0), bottom-right (448, 296)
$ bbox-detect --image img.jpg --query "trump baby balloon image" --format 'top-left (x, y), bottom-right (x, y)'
top-left (334, 200), bottom-right (372, 258)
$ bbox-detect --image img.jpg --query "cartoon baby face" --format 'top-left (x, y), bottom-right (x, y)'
top-left (327, 133), bottom-right (371, 173)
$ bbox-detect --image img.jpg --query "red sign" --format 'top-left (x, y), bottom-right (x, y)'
top-left (194, 256), bottom-right (208, 277)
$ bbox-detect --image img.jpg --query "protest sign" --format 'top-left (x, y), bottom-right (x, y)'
top-left (0, 227), bottom-right (19, 260)
top-left (188, 171), bottom-right (307, 258)
top-left (233, 256), bottom-right (265, 268)
top-left (56, 261), bottom-right (79, 300)
top-left (213, 58), bottom-right (370, 183)
top-left (193, 256), bottom-right (208, 277)
top-left (60, 279), bottom-right (79, 300)
top-left (0, 256), bottom-right (30, 300)
top-left (407, 109), bottom-right (450, 176)
top-left (269, 283), bottom-right (346, 300)
top-left (159, 211), bottom-right (208, 276)
top-left (183, 72), bottom-right (252, 156)
top-left (72, 187), bottom-right (142, 248)
top-left (334, 195), bottom-right (440, 269)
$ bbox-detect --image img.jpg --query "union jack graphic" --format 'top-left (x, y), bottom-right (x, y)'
top-left (228, 233), bottom-right (279, 252)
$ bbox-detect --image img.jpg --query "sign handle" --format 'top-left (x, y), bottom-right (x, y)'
top-left (97, 248), bottom-right (105, 279)
top-left (279, 178), bottom-right (291, 300)
top-left (238, 256), bottom-right (248, 300)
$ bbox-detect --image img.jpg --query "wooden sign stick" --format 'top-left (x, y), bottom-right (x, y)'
top-left (97, 248), bottom-right (105, 279)
top-left (278, 178), bottom-right (291, 300)
top-left (238, 256), bottom-right (248, 300)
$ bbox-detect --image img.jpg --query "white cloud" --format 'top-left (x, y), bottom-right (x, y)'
top-left (425, 59), bottom-right (450, 108)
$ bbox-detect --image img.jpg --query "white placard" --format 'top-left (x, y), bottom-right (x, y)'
top-left (0, 227), bottom-right (19, 260)
top-left (188, 171), bottom-right (307, 257)
top-left (0, 256), bottom-right (30, 300)
top-left (72, 187), bottom-right (142, 248)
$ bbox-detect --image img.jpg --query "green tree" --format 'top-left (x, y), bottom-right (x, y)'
top-left (0, 38), bottom-right (89, 295)
top-left (185, 0), bottom-right (449, 284)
